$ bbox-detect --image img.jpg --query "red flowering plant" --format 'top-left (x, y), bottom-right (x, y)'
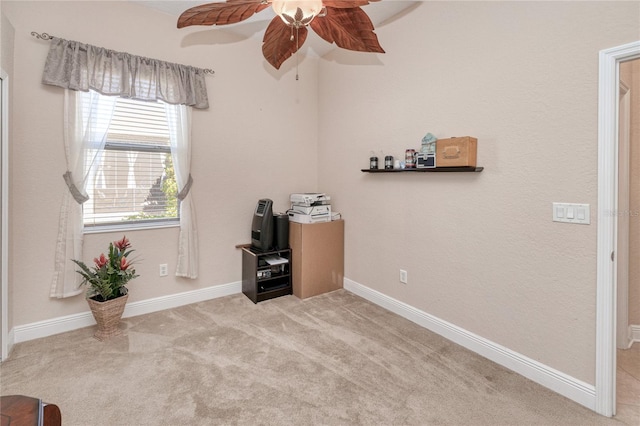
top-left (72, 236), bottom-right (139, 302)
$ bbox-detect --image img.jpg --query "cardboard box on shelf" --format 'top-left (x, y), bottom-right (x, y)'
top-left (436, 136), bottom-right (477, 167)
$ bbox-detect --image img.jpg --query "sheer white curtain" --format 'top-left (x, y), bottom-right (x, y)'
top-left (50, 90), bottom-right (116, 298)
top-left (43, 37), bottom-right (208, 295)
top-left (165, 104), bottom-right (198, 278)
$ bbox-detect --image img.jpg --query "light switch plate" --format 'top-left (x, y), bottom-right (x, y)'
top-left (553, 203), bottom-right (590, 224)
top-left (159, 263), bottom-right (168, 276)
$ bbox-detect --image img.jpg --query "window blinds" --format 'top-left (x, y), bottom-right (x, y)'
top-left (83, 98), bottom-right (178, 227)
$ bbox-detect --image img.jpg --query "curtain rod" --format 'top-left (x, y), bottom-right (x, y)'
top-left (30, 32), bottom-right (215, 75)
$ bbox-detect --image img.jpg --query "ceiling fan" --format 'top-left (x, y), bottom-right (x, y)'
top-left (177, 0), bottom-right (385, 70)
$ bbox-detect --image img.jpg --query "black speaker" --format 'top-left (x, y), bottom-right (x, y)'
top-left (273, 213), bottom-right (290, 250)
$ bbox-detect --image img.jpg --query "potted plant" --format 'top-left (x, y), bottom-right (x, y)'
top-left (72, 236), bottom-right (139, 340)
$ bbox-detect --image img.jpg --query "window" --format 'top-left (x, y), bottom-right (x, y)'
top-left (83, 97), bottom-right (179, 229)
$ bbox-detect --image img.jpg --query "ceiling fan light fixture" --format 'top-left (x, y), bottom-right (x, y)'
top-left (271, 0), bottom-right (324, 27)
top-left (177, 0), bottom-right (385, 71)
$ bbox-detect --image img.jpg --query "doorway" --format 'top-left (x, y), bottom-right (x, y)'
top-left (615, 59), bottom-right (640, 422)
top-left (596, 40), bottom-right (640, 417)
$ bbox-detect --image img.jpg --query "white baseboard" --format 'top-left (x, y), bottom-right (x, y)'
top-left (8, 276), bottom-right (603, 412)
top-left (13, 281), bottom-right (242, 344)
top-left (3, 327), bottom-right (15, 361)
top-left (343, 278), bottom-right (596, 412)
top-left (631, 324), bottom-right (640, 345)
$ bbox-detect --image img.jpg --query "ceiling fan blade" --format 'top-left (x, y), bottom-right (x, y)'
top-left (177, 0), bottom-right (270, 29)
top-left (321, 1), bottom-right (380, 8)
top-left (262, 17), bottom-right (308, 69)
top-left (310, 7), bottom-right (384, 53)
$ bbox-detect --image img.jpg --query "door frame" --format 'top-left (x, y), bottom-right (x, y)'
top-left (596, 40), bottom-right (640, 417)
top-left (1, 68), bottom-right (8, 361)
top-left (616, 79), bottom-right (631, 351)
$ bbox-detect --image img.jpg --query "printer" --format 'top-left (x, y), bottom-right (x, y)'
top-left (289, 193), bottom-right (330, 206)
top-left (289, 193), bottom-right (331, 223)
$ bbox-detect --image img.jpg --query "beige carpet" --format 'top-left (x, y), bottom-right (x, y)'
top-left (0, 290), bottom-right (629, 425)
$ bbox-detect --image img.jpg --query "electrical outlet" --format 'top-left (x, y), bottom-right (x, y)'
top-left (400, 269), bottom-right (408, 284)
top-left (159, 264), bottom-right (168, 277)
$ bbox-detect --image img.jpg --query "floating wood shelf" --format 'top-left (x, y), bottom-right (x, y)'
top-left (361, 166), bottom-right (483, 173)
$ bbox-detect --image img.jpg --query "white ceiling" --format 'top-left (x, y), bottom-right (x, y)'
top-left (130, 0), bottom-right (419, 58)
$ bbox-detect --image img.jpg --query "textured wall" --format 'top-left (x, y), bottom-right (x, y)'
top-left (318, 1), bottom-right (640, 384)
top-left (2, 1), bottom-right (318, 325)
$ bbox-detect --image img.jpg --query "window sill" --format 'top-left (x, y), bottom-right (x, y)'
top-left (83, 220), bottom-right (180, 235)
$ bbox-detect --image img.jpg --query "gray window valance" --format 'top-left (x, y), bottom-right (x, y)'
top-left (42, 37), bottom-right (209, 109)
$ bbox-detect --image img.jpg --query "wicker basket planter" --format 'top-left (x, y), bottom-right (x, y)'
top-left (87, 294), bottom-right (128, 341)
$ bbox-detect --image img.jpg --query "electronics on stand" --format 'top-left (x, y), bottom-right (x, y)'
top-left (289, 193), bottom-right (331, 207)
top-left (288, 193), bottom-right (331, 223)
top-left (250, 198), bottom-right (290, 251)
top-left (290, 204), bottom-right (330, 216)
top-left (273, 213), bottom-right (289, 250)
top-left (251, 199), bottom-right (273, 251)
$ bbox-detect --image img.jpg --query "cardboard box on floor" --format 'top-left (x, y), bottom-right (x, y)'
top-left (289, 220), bottom-right (344, 299)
